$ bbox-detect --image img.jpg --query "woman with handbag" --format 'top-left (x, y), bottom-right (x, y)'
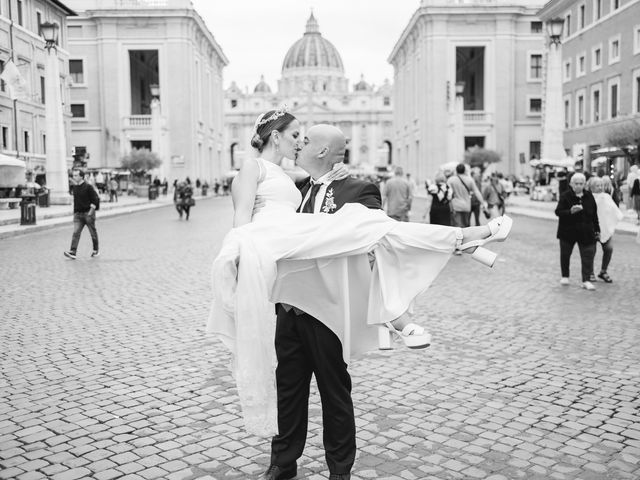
top-left (174, 181), bottom-right (195, 220)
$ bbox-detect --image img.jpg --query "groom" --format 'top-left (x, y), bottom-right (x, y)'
top-left (261, 124), bottom-right (381, 480)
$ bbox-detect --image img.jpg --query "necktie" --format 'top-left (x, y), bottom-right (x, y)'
top-left (302, 181), bottom-right (321, 213)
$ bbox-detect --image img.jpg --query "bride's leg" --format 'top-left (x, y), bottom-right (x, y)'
top-left (458, 225), bottom-right (491, 253)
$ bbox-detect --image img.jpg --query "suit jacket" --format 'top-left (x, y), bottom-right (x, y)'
top-left (297, 176), bottom-right (381, 212)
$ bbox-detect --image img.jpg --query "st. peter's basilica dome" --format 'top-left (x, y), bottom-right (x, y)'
top-left (281, 13), bottom-right (344, 73)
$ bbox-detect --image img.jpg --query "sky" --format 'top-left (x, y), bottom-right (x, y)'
top-left (191, 0), bottom-right (420, 92)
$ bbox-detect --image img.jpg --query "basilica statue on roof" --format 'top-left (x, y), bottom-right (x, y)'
top-left (224, 12), bottom-right (393, 171)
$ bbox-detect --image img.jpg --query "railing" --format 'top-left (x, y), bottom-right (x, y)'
top-left (124, 115), bottom-right (152, 127)
top-left (464, 111), bottom-right (493, 123)
top-left (87, 0), bottom-right (191, 9)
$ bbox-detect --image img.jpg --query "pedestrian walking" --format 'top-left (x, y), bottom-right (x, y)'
top-left (482, 173), bottom-right (505, 219)
top-left (470, 169), bottom-right (482, 226)
top-left (628, 165), bottom-right (640, 225)
top-left (64, 170), bottom-right (100, 259)
top-left (109, 178), bottom-right (118, 203)
top-left (447, 163), bottom-right (485, 230)
top-left (382, 166), bottom-right (412, 221)
top-left (590, 176), bottom-right (623, 283)
top-left (427, 172), bottom-right (453, 225)
top-left (174, 181), bottom-right (195, 220)
top-left (555, 173), bottom-right (600, 290)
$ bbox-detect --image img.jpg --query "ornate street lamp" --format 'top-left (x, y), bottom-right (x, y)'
top-left (540, 17), bottom-right (567, 163)
top-left (40, 21), bottom-right (59, 50)
top-left (149, 83), bottom-right (160, 100)
top-left (41, 20), bottom-right (69, 204)
top-left (546, 17), bottom-right (565, 45)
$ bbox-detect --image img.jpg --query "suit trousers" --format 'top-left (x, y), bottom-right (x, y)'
top-left (271, 304), bottom-right (356, 475)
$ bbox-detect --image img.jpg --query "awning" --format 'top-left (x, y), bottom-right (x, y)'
top-left (0, 153), bottom-right (27, 168)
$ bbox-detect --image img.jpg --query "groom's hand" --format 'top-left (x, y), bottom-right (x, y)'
top-left (252, 195), bottom-right (266, 217)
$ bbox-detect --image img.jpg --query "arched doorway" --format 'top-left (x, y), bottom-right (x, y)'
top-left (384, 140), bottom-right (393, 165)
top-left (230, 142), bottom-right (238, 169)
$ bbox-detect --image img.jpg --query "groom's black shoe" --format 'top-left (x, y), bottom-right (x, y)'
top-left (328, 474), bottom-right (350, 480)
top-left (259, 464), bottom-right (297, 480)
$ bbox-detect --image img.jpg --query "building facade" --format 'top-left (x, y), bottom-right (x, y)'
top-left (64, 0), bottom-right (228, 183)
top-left (538, 0), bottom-right (640, 173)
top-left (389, 0), bottom-right (546, 181)
top-left (224, 13), bottom-right (394, 171)
top-left (0, 0), bottom-right (74, 171)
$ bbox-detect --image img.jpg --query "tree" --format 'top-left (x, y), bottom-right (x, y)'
top-left (606, 120), bottom-right (640, 165)
top-left (120, 149), bottom-right (162, 181)
top-left (464, 147), bottom-right (501, 172)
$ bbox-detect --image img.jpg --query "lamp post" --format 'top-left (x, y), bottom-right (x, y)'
top-left (541, 18), bottom-right (566, 163)
top-left (149, 84), bottom-right (164, 181)
top-left (41, 21), bottom-right (71, 204)
top-left (454, 81), bottom-right (466, 163)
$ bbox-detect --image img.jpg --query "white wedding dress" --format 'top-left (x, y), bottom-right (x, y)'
top-left (207, 159), bottom-right (462, 437)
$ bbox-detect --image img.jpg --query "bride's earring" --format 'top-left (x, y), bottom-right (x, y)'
top-left (274, 141), bottom-right (280, 153)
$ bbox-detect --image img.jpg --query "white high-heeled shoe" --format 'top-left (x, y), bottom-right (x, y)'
top-left (457, 215), bottom-right (513, 267)
top-left (378, 322), bottom-right (431, 350)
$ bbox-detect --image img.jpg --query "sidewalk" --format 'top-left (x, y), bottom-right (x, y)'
top-left (0, 193), bottom-right (181, 240)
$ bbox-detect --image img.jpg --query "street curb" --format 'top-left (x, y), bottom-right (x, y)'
top-left (0, 196), bottom-right (210, 240)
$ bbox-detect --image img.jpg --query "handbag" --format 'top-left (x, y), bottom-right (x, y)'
top-left (185, 197), bottom-right (196, 207)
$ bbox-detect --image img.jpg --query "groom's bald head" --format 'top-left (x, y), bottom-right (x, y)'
top-left (296, 124), bottom-right (346, 178)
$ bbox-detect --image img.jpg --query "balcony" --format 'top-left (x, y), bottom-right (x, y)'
top-left (464, 111), bottom-right (493, 124)
top-left (124, 115), bottom-right (152, 128)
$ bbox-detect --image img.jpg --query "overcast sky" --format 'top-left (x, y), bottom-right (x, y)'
top-left (191, 0), bottom-right (420, 92)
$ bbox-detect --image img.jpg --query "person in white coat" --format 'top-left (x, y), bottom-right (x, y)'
top-left (589, 176), bottom-right (623, 283)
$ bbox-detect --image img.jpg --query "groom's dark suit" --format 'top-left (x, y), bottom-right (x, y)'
top-left (270, 176), bottom-right (381, 478)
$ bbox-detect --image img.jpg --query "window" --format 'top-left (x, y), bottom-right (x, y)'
top-left (609, 36), bottom-right (621, 64)
top-left (577, 54), bottom-right (586, 76)
top-left (576, 92), bottom-right (585, 126)
top-left (42, 133), bottom-right (46, 154)
top-left (528, 97), bottom-right (542, 115)
top-left (70, 104), bottom-right (86, 118)
top-left (40, 76), bottom-right (45, 103)
top-left (69, 60), bottom-right (84, 84)
top-left (633, 69), bottom-right (640, 114)
top-left (592, 86), bottom-right (601, 122)
top-left (1, 126), bottom-right (9, 149)
top-left (383, 97), bottom-right (390, 106)
top-left (17, 0), bottom-right (23, 26)
top-left (529, 141), bottom-right (541, 160)
top-left (611, 0), bottom-right (619, 10)
top-left (564, 60), bottom-right (572, 81)
top-left (579, 4), bottom-right (585, 29)
top-left (608, 78), bottom-right (620, 119)
top-left (634, 25), bottom-right (640, 55)
top-left (529, 54), bottom-right (543, 80)
top-left (0, 60), bottom-right (5, 92)
top-left (565, 14), bottom-right (571, 37)
top-left (530, 21), bottom-right (542, 33)
top-left (23, 130), bottom-right (30, 152)
top-left (230, 99), bottom-right (237, 108)
top-left (564, 96), bottom-right (571, 128)
top-left (593, 0), bottom-right (602, 21)
top-left (36, 12), bottom-right (42, 35)
top-left (592, 45), bottom-right (602, 71)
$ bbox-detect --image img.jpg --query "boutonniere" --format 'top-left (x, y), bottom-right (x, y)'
top-left (321, 187), bottom-right (337, 213)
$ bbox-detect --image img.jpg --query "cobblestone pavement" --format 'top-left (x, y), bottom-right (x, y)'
top-left (1, 197), bottom-right (639, 480)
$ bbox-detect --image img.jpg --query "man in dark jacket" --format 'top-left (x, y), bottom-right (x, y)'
top-left (555, 172), bottom-right (599, 290)
top-left (64, 169), bottom-right (100, 259)
top-left (261, 125), bottom-right (380, 480)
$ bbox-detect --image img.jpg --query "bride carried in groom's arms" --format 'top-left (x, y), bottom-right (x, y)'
top-left (207, 107), bottom-right (511, 479)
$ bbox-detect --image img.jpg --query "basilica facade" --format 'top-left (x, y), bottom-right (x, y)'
top-left (224, 13), bottom-right (394, 171)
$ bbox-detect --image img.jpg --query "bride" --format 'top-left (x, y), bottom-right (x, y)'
top-left (207, 108), bottom-right (512, 437)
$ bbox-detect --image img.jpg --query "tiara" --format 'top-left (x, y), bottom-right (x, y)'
top-left (255, 106), bottom-right (288, 128)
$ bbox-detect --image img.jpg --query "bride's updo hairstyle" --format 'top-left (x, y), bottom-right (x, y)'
top-left (251, 109), bottom-right (296, 153)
